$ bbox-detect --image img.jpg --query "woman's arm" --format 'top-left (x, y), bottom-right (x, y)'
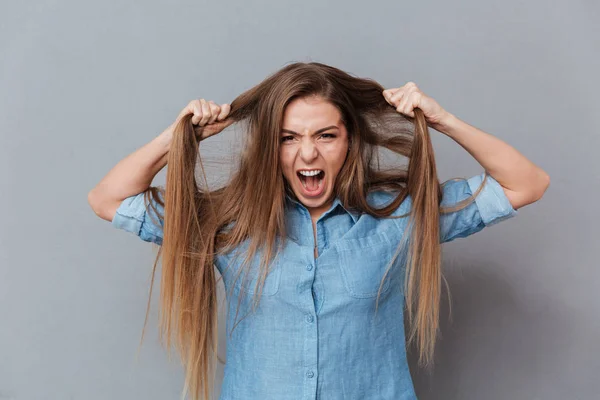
top-left (87, 125), bottom-right (174, 222)
top-left (436, 113), bottom-right (550, 210)
top-left (87, 99), bottom-right (232, 223)
top-left (382, 83), bottom-right (550, 210)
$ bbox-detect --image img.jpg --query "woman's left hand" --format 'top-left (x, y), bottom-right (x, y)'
top-left (382, 82), bottom-right (450, 131)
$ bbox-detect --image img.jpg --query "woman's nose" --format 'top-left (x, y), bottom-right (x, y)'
top-left (299, 139), bottom-right (318, 162)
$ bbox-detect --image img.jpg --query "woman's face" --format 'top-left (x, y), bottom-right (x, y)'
top-left (280, 95), bottom-right (349, 220)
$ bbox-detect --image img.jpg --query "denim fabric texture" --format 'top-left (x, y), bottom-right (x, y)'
top-left (111, 172), bottom-right (518, 399)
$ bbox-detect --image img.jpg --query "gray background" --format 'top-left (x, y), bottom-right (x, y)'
top-left (1, 0), bottom-right (597, 399)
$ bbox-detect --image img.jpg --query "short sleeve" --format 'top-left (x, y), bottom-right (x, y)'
top-left (111, 189), bottom-right (164, 245)
top-left (440, 172), bottom-right (518, 243)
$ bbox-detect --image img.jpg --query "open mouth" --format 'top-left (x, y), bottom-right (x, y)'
top-left (296, 170), bottom-right (325, 195)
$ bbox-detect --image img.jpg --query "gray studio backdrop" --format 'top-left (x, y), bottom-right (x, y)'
top-left (1, 1), bottom-right (597, 399)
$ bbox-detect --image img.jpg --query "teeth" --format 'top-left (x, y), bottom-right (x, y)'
top-left (298, 170), bottom-right (322, 176)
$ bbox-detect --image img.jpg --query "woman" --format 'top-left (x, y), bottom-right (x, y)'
top-left (88, 62), bottom-right (549, 400)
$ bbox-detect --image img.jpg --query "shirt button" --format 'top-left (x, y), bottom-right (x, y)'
top-left (306, 264), bottom-right (313, 271)
top-left (305, 314), bottom-right (314, 323)
top-left (306, 370), bottom-right (314, 378)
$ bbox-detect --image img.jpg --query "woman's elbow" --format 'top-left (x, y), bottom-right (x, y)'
top-left (534, 171), bottom-right (551, 201)
top-left (87, 188), bottom-right (119, 222)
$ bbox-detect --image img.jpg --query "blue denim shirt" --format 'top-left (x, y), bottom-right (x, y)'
top-left (111, 172), bottom-right (518, 399)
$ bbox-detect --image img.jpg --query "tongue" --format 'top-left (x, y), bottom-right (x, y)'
top-left (305, 175), bottom-right (319, 191)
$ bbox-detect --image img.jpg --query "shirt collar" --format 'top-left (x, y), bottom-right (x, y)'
top-left (284, 193), bottom-right (360, 224)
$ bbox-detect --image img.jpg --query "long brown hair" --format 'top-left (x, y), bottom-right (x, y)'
top-left (137, 61), bottom-right (488, 400)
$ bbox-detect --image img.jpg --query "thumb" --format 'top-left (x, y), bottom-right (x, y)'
top-left (214, 117), bottom-right (235, 130)
top-left (199, 118), bottom-right (234, 138)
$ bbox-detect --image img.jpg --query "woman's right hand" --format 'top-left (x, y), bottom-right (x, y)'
top-left (173, 99), bottom-right (233, 141)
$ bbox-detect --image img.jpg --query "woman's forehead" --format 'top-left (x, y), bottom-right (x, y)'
top-left (282, 96), bottom-right (341, 127)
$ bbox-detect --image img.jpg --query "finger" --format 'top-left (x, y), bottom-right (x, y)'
top-left (387, 82), bottom-right (418, 100)
top-left (178, 100), bottom-right (193, 121)
top-left (396, 92), bottom-right (409, 114)
top-left (207, 101), bottom-right (220, 124)
top-left (394, 83), bottom-right (418, 105)
top-left (199, 99), bottom-right (211, 126)
top-left (389, 90), bottom-right (405, 106)
top-left (400, 103), bottom-right (414, 118)
top-left (400, 92), bottom-right (419, 118)
top-left (216, 104), bottom-right (231, 121)
top-left (382, 88), bottom-right (400, 102)
top-left (407, 92), bottom-right (421, 117)
top-left (383, 87), bottom-right (401, 97)
top-left (191, 100), bottom-right (202, 125)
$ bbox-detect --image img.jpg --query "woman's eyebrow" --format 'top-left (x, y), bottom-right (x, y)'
top-left (281, 125), bottom-right (339, 135)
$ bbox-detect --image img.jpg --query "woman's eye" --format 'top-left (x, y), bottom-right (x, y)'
top-left (280, 134), bottom-right (335, 142)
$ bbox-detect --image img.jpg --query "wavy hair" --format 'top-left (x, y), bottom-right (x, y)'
top-left (137, 61), bottom-right (489, 400)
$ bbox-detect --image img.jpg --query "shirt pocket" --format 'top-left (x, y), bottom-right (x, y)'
top-left (335, 232), bottom-right (396, 298)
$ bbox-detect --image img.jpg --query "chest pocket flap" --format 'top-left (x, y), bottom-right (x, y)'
top-left (335, 232), bottom-right (402, 298)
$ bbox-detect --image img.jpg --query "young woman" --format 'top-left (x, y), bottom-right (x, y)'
top-left (88, 62), bottom-right (549, 400)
